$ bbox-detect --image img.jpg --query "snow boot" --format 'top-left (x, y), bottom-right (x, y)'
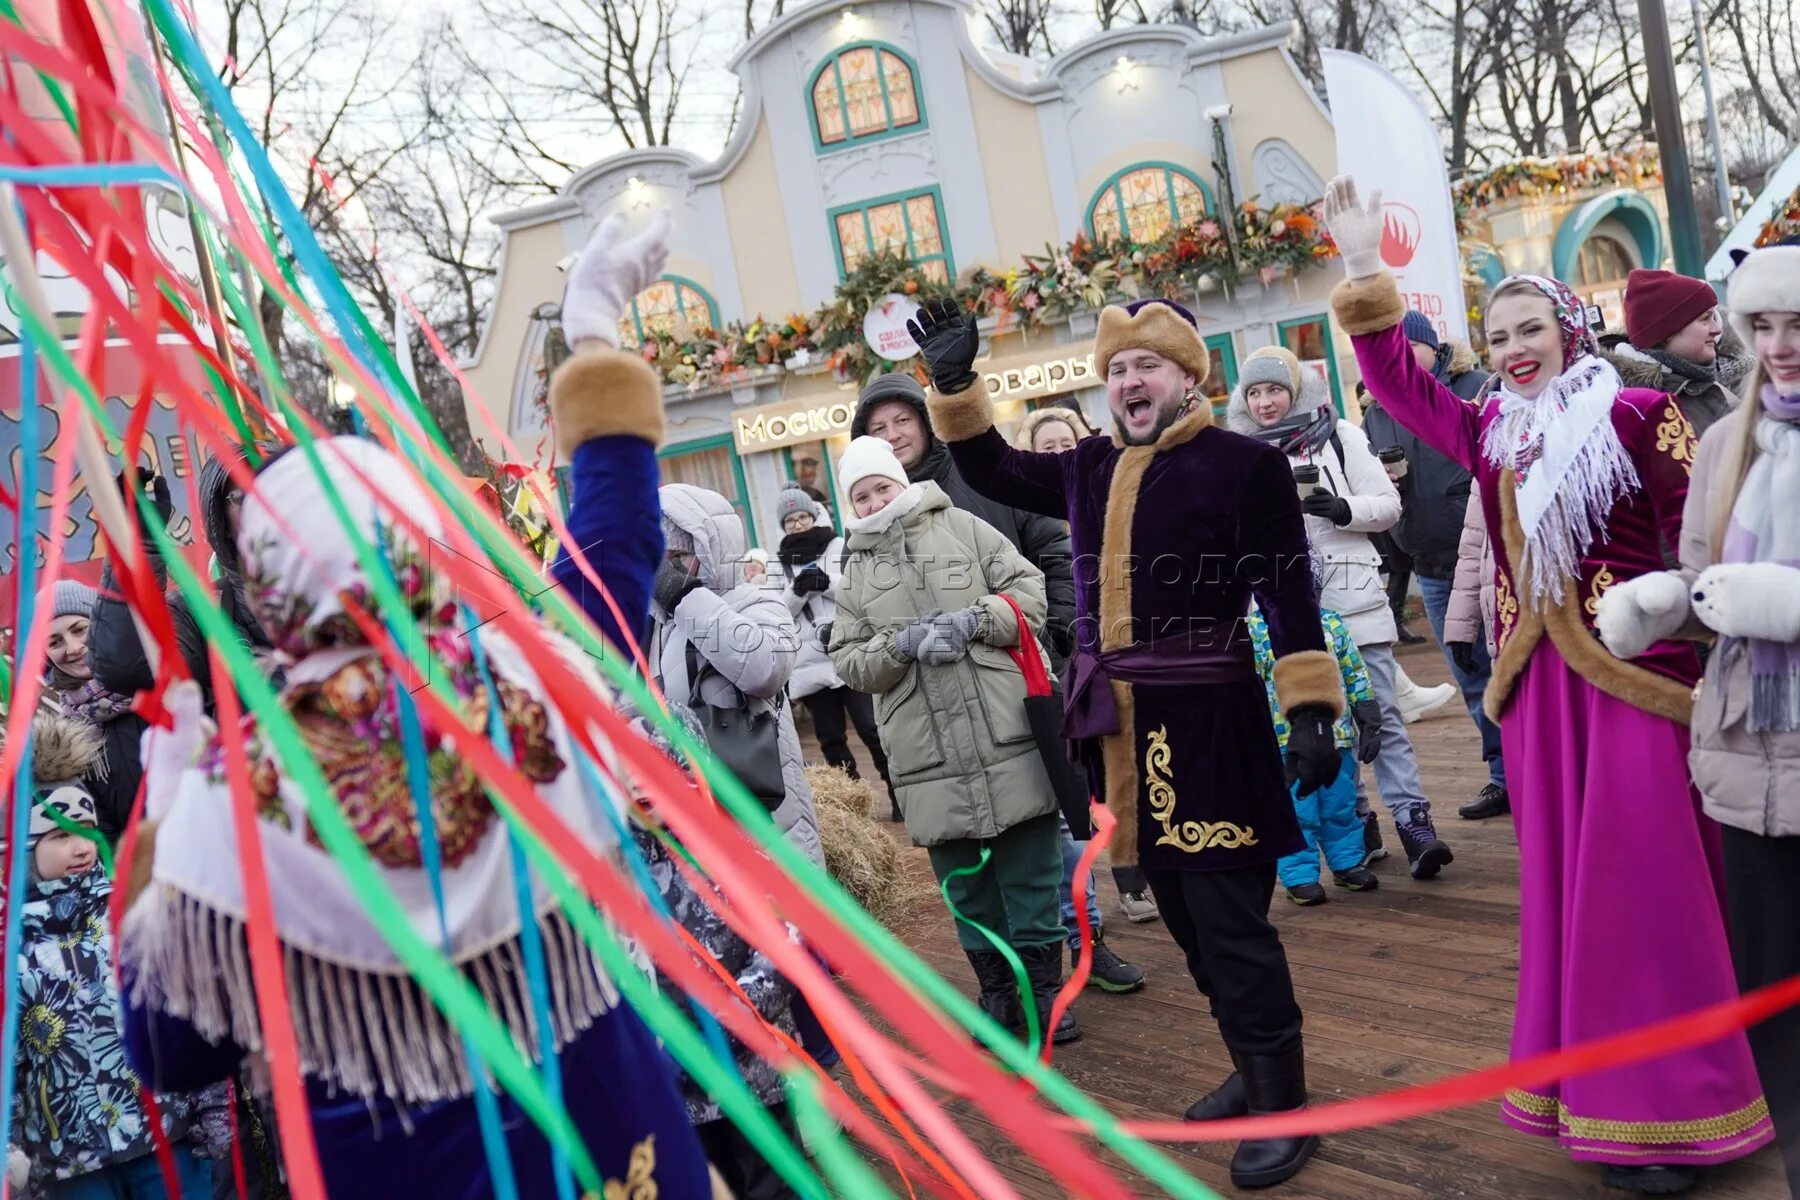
top-left (1184, 1047), bottom-right (1247, 1121)
top-left (1332, 865), bottom-right (1380, 891)
top-left (1019, 942), bottom-right (1081, 1044)
top-left (1285, 882), bottom-right (1328, 906)
top-left (1359, 808), bottom-right (1389, 864)
top-left (1394, 801), bottom-right (1454, 880)
top-left (1229, 1046), bottom-right (1320, 1189)
top-left (963, 948), bottom-right (1021, 1032)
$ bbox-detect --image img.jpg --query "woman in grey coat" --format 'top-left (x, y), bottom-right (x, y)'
top-left (650, 483), bottom-right (823, 869)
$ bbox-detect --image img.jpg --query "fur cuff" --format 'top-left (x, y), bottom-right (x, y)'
top-left (550, 349), bottom-right (666, 455)
top-left (1330, 272), bottom-right (1406, 336)
top-left (925, 381), bottom-right (997, 444)
top-left (1273, 650), bottom-right (1347, 719)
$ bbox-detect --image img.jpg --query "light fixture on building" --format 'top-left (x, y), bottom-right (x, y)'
top-left (329, 376), bottom-right (357, 410)
top-left (624, 175), bottom-right (651, 211)
top-left (532, 302), bottom-right (571, 376)
top-left (840, 7), bottom-right (858, 23)
top-left (1114, 55), bottom-right (1138, 94)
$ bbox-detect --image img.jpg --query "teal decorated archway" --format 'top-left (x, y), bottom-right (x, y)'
top-left (1551, 190), bottom-right (1664, 281)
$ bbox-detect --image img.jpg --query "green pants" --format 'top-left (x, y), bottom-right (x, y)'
top-left (926, 812), bottom-right (1064, 952)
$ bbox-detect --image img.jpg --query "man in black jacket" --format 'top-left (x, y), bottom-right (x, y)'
top-left (852, 373), bottom-right (1077, 662)
top-left (1361, 311), bottom-right (1507, 820)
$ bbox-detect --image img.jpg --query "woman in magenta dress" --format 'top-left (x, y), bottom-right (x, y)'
top-left (1323, 178), bottom-right (1770, 1195)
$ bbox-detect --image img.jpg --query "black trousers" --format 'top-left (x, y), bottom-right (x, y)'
top-left (1720, 824), bottom-right (1800, 1196)
top-left (697, 1102), bottom-right (802, 1200)
top-left (1145, 863), bottom-right (1303, 1058)
top-left (804, 686), bottom-right (888, 786)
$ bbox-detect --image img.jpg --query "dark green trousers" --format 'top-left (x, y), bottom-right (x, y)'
top-left (926, 812), bottom-right (1064, 952)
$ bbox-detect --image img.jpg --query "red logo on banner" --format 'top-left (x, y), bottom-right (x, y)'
top-left (1380, 202), bottom-right (1422, 268)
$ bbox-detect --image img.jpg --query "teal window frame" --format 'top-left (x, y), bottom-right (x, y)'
top-left (781, 444), bottom-right (844, 526)
top-left (1276, 315), bottom-right (1344, 417)
top-left (827, 185), bottom-right (954, 282)
top-left (807, 41), bottom-right (927, 153)
top-left (1205, 332), bottom-right (1238, 415)
top-left (622, 275), bottom-right (719, 346)
top-left (1085, 162), bottom-right (1216, 243)
top-left (658, 433), bottom-right (757, 545)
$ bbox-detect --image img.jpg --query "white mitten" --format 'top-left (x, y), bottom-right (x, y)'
top-left (560, 209), bottom-right (672, 353)
top-left (8, 1144), bottom-right (28, 1191)
top-left (1321, 175), bottom-right (1385, 280)
top-left (1595, 571), bottom-right (1690, 659)
top-left (1690, 563), bottom-right (1800, 642)
top-left (140, 679), bottom-right (214, 822)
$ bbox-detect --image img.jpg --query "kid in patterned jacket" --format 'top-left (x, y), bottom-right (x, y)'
top-left (1248, 610), bottom-right (1384, 905)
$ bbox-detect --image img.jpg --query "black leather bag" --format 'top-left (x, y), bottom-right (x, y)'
top-left (685, 642), bottom-right (786, 809)
top-left (996, 596), bottom-right (1091, 838)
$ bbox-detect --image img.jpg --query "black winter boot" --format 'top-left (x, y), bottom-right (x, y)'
top-left (1230, 1046), bottom-right (1320, 1189)
top-left (1359, 809), bottom-right (1389, 864)
top-left (963, 948), bottom-right (1021, 1032)
top-left (1183, 1047), bottom-right (1247, 1121)
top-left (1080, 935), bottom-right (1146, 993)
top-left (1019, 942), bottom-right (1081, 1044)
top-left (1600, 1165), bottom-right (1698, 1195)
top-left (1393, 801), bottom-right (1454, 880)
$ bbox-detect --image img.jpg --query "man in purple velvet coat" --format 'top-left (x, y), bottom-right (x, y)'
top-left (906, 296), bottom-right (1345, 1190)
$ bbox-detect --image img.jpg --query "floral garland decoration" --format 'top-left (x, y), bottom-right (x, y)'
top-left (1754, 180), bottom-right (1800, 247)
top-left (1452, 147), bottom-right (1662, 235)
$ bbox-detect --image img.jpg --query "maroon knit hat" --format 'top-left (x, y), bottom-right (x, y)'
top-left (1622, 269), bottom-right (1719, 349)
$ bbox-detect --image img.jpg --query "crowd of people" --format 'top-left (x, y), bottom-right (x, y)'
top-left (4, 175), bottom-right (1798, 1200)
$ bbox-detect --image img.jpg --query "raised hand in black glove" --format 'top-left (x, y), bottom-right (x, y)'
top-left (904, 298), bottom-right (980, 395)
top-left (1448, 641), bottom-right (1479, 676)
top-left (1284, 705), bottom-right (1342, 795)
top-left (652, 554), bottom-right (702, 617)
top-left (793, 565), bottom-right (830, 596)
top-left (117, 468), bottom-right (174, 542)
top-left (1301, 487), bottom-right (1353, 527)
top-left (1351, 698), bottom-right (1383, 764)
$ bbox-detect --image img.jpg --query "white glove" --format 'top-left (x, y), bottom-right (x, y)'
top-left (1321, 175), bottom-right (1385, 280)
top-left (1595, 571), bottom-right (1690, 660)
top-left (140, 679), bottom-right (215, 822)
top-left (560, 210), bottom-right (671, 353)
top-left (1690, 563), bottom-right (1800, 642)
top-left (8, 1144), bottom-right (29, 1192)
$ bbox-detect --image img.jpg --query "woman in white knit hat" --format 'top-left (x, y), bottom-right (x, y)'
top-left (827, 434), bottom-right (1081, 1045)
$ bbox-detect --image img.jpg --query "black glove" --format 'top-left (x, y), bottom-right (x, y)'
top-left (1448, 641), bottom-right (1479, 676)
top-left (652, 555), bottom-right (702, 616)
top-left (117, 468), bottom-right (174, 542)
top-left (1301, 487), bottom-right (1353, 527)
top-left (1351, 698), bottom-right (1383, 764)
top-left (1283, 705), bottom-right (1342, 795)
top-left (816, 621), bottom-right (834, 652)
top-left (903, 298), bottom-right (980, 395)
top-left (794, 565), bottom-right (829, 596)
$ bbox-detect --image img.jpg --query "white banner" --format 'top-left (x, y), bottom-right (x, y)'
top-left (1322, 50), bottom-right (1470, 346)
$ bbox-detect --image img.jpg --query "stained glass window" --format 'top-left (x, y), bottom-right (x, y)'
top-left (811, 45), bottom-right (924, 148)
top-left (1089, 165), bottom-right (1212, 244)
top-left (617, 277), bottom-right (718, 348)
top-left (832, 190), bottom-right (951, 282)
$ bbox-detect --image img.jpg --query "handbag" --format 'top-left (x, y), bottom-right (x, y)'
top-left (684, 641), bottom-right (787, 810)
top-left (996, 595), bottom-right (1093, 839)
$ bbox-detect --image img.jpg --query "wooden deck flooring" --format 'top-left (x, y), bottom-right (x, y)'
top-left (799, 637), bottom-right (1791, 1199)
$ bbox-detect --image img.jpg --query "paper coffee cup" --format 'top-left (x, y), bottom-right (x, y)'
top-left (1293, 464), bottom-right (1320, 500)
top-left (1377, 446), bottom-right (1408, 480)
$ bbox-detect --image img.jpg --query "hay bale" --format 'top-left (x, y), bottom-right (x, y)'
top-left (805, 765), bottom-right (935, 928)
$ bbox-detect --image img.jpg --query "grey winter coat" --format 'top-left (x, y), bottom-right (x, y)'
top-left (828, 483), bottom-right (1054, 847)
top-left (1679, 410), bottom-right (1800, 837)
top-left (1599, 327), bottom-right (1753, 443)
top-left (653, 484), bottom-right (824, 866)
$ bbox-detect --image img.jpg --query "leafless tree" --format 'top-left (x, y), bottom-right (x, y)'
top-left (1097, 0), bottom-right (1151, 28)
top-left (985, 0), bottom-right (1060, 55)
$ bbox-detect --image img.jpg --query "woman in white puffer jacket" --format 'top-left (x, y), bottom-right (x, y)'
top-left (1226, 346), bottom-right (1454, 879)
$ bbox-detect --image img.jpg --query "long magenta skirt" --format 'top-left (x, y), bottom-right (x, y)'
top-left (1498, 642), bottom-right (1772, 1165)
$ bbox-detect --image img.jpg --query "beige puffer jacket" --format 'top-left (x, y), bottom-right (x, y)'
top-left (1443, 491), bottom-right (1497, 656)
top-left (828, 482), bottom-right (1054, 847)
top-left (1681, 408), bottom-right (1800, 837)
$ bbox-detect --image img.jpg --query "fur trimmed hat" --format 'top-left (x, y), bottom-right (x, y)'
top-left (1014, 404), bottom-right (1095, 451)
top-left (1093, 298), bottom-right (1211, 384)
top-left (1726, 245), bottom-right (1800, 345)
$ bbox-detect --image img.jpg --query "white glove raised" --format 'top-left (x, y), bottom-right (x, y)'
top-left (1690, 563), bottom-right (1800, 643)
top-left (140, 679), bottom-right (215, 823)
top-left (560, 209), bottom-right (672, 354)
top-left (1595, 571), bottom-right (1690, 660)
top-left (1321, 175), bottom-right (1385, 280)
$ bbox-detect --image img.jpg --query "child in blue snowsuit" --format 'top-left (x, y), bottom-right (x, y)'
top-left (1249, 608), bottom-right (1384, 905)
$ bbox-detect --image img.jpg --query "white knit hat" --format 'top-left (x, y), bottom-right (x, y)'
top-left (836, 435), bottom-right (909, 496)
top-left (1726, 245), bottom-right (1800, 345)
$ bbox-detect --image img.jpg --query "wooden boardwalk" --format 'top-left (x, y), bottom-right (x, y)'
top-left (800, 636), bottom-right (1791, 1199)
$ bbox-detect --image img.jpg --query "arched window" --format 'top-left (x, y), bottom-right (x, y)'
top-left (1087, 164), bottom-right (1213, 244)
top-left (616, 276), bottom-right (718, 347)
top-left (1575, 234), bottom-right (1634, 286)
top-left (810, 43), bottom-right (924, 149)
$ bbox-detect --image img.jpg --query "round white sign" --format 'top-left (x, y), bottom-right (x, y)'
top-left (862, 293), bottom-right (923, 362)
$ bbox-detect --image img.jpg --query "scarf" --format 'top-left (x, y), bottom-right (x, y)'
top-left (777, 524), bottom-right (837, 577)
top-left (845, 483), bottom-right (927, 536)
top-left (1720, 387), bottom-right (1800, 731)
top-left (911, 437), bottom-right (952, 485)
top-left (1243, 405), bottom-right (1336, 457)
top-left (123, 438), bottom-right (624, 1105)
top-left (1480, 276), bottom-right (1638, 605)
top-left (46, 663), bottom-right (88, 696)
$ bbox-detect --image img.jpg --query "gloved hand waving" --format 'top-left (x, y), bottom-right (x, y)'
top-left (905, 298), bottom-right (981, 395)
top-left (561, 210), bottom-right (672, 353)
top-left (1321, 176), bottom-right (1385, 280)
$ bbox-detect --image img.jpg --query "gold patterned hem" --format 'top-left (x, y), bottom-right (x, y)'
top-left (1503, 1090), bottom-right (1770, 1145)
top-left (1145, 726), bottom-right (1258, 853)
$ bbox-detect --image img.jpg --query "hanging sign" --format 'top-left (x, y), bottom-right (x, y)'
top-left (862, 294), bottom-right (923, 361)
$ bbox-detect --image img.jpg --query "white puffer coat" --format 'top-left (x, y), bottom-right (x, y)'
top-left (653, 484), bottom-right (823, 866)
top-left (1227, 371), bottom-right (1402, 646)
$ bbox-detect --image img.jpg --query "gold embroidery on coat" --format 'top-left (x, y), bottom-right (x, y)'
top-left (1584, 564), bottom-right (1616, 618)
top-left (1494, 569), bottom-right (1519, 642)
top-left (1145, 726), bottom-right (1258, 852)
top-left (1655, 401), bottom-right (1696, 471)
top-left (602, 1134), bottom-right (658, 1200)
